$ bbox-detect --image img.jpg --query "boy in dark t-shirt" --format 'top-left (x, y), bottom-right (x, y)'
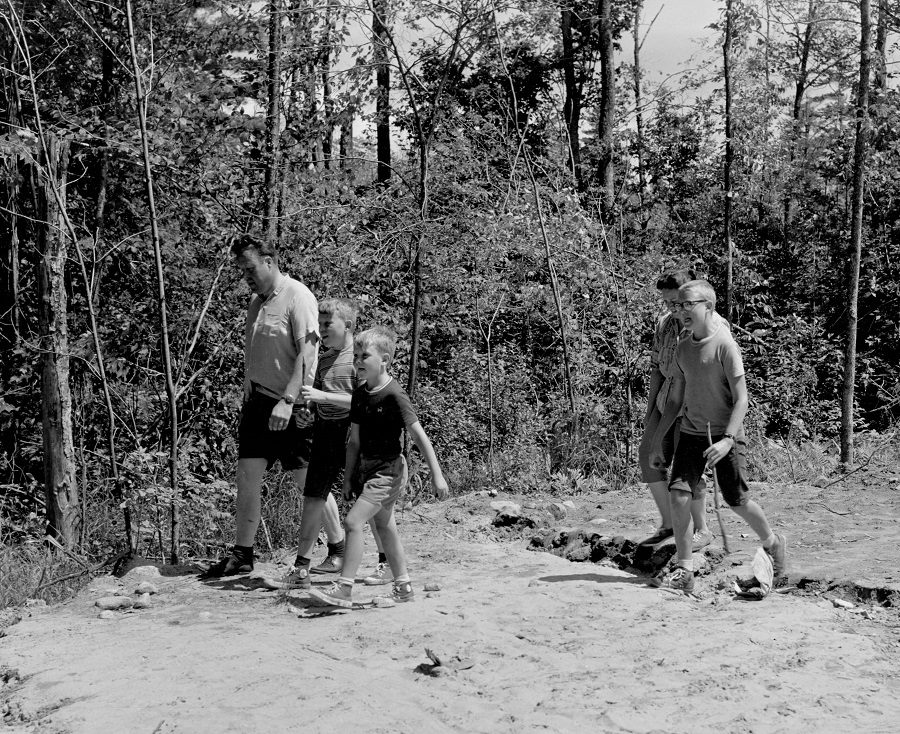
top-left (309, 326), bottom-right (448, 608)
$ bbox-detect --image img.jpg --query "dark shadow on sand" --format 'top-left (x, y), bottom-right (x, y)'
top-left (537, 572), bottom-right (647, 585)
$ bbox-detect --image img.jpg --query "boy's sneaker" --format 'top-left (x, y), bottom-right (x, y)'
top-left (308, 581), bottom-right (353, 609)
top-left (391, 581), bottom-right (415, 603)
top-left (651, 566), bottom-right (695, 594)
top-left (765, 534), bottom-right (788, 577)
top-left (692, 528), bottom-right (714, 551)
top-left (363, 562), bottom-right (393, 586)
top-left (638, 526), bottom-right (674, 546)
top-left (200, 549), bottom-right (253, 578)
top-left (264, 565), bottom-right (310, 590)
top-left (311, 554), bottom-right (344, 575)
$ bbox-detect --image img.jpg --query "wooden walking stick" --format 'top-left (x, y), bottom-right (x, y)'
top-left (706, 423), bottom-right (731, 553)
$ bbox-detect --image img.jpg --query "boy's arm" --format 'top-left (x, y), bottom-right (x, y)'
top-left (342, 423), bottom-right (361, 500)
top-left (645, 367), bottom-right (664, 421)
top-left (407, 421), bottom-right (449, 500)
top-left (301, 386), bottom-right (352, 410)
top-left (703, 373), bottom-right (748, 466)
top-left (649, 372), bottom-right (684, 469)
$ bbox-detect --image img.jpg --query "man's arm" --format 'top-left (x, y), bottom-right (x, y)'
top-left (407, 421), bottom-right (449, 499)
top-left (649, 372), bottom-right (684, 469)
top-left (269, 331), bottom-right (319, 430)
top-left (645, 366), bottom-right (664, 421)
top-left (342, 423), bottom-right (361, 500)
top-left (703, 373), bottom-right (748, 466)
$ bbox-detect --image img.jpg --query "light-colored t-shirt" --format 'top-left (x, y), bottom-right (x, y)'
top-left (675, 319), bottom-right (745, 437)
top-left (244, 275), bottom-right (318, 398)
top-left (313, 343), bottom-right (357, 421)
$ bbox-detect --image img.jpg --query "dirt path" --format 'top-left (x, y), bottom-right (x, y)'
top-left (2, 483), bottom-right (899, 733)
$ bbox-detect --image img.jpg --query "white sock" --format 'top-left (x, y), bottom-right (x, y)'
top-left (337, 576), bottom-right (354, 587)
top-left (677, 560), bottom-right (694, 572)
top-left (762, 534), bottom-right (776, 549)
top-left (395, 574), bottom-right (410, 584)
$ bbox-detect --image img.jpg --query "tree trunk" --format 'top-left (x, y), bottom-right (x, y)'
top-left (723, 0), bottom-right (735, 325)
top-left (373, 0), bottom-right (391, 184)
top-left (339, 113), bottom-right (353, 168)
top-left (560, 9), bottom-right (582, 189)
top-left (873, 0), bottom-right (888, 94)
top-left (597, 0), bottom-right (615, 213)
top-left (840, 0), bottom-right (872, 467)
top-left (632, 0), bottom-right (646, 211)
top-left (263, 0), bottom-right (283, 245)
top-left (321, 2), bottom-right (335, 169)
top-left (37, 136), bottom-right (81, 546)
top-left (1, 153), bottom-right (20, 348)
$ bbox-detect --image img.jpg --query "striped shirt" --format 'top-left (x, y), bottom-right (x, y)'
top-left (314, 343), bottom-right (357, 421)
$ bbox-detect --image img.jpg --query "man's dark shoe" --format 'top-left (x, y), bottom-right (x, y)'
top-left (638, 526), bottom-right (674, 546)
top-left (200, 550), bottom-right (253, 578)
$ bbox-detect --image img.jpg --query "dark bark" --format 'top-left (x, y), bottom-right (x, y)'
top-left (373, 0), bottom-right (391, 184)
top-left (873, 0), bottom-right (888, 94)
top-left (597, 0), bottom-right (615, 213)
top-left (632, 0), bottom-right (646, 218)
top-left (263, 0), bottom-right (283, 245)
top-left (840, 0), bottom-right (872, 466)
top-left (37, 136), bottom-right (81, 546)
top-left (723, 0), bottom-right (734, 325)
top-left (560, 9), bottom-right (582, 189)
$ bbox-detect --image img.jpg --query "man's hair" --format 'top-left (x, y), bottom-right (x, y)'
top-left (679, 279), bottom-right (717, 309)
top-left (656, 269), bottom-right (697, 291)
top-left (230, 233), bottom-right (276, 260)
top-left (354, 326), bottom-right (396, 365)
top-left (319, 298), bottom-right (358, 329)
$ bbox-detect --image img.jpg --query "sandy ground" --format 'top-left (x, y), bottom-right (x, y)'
top-left (2, 478), bottom-right (899, 734)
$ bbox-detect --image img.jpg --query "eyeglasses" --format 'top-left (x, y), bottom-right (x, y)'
top-left (672, 300), bottom-right (707, 310)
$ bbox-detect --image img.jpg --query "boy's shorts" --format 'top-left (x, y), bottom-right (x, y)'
top-left (669, 432), bottom-right (749, 507)
top-left (638, 418), bottom-right (680, 483)
top-left (351, 455), bottom-right (407, 509)
top-left (238, 391), bottom-right (313, 471)
top-left (303, 418), bottom-right (350, 499)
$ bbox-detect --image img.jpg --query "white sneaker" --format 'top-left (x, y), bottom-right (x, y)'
top-left (262, 565), bottom-right (310, 590)
top-left (363, 562), bottom-right (393, 586)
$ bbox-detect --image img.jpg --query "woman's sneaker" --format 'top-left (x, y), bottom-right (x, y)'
top-left (692, 528), bottom-right (714, 551)
top-left (650, 566), bottom-right (695, 594)
top-left (391, 581), bottom-right (415, 603)
top-left (309, 581), bottom-right (353, 608)
top-left (263, 565), bottom-right (310, 590)
top-left (363, 562), bottom-right (393, 586)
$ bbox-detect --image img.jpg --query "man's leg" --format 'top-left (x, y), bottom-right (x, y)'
top-left (637, 413), bottom-right (673, 544)
top-left (235, 457), bottom-right (267, 547)
top-left (296, 496), bottom-right (327, 560)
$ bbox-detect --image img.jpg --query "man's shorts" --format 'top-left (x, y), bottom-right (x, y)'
top-left (351, 455), bottom-right (407, 509)
top-left (669, 432), bottom-right (749, 507)
top-left (238, 391), bottom-right (313, 471)
top-left (303, 418), bottom-right (350, 499)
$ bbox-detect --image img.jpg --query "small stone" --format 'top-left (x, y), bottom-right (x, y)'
top-left (832, 598), bottom-right (855, 609)
top-left (490, 500), bottom-right (521, 515)
top-left (23, 599), bottom-right (47, 608)
top-left (487, 489), bottom-right (498, 497)
top-left (132, 593), bottom-right (152, 610)
top-left (547, 502), bottom-right (567, 521)
top-left (135, 582), bottom-right (159, 595)
top-left (95, 596), bottom-right (133, 611)
top-left (589, 517), bottom-right (608, 525)
top-left (372, 597), bottom-right (396, 608)
top-left (198, 611), bottom-right (213, 620)
top-left (424, 582), bottom-right (442, 592)
top-left (522, 501), bottom-right (537, 510)
top-left (127, 565), bottom-right (161, 577)
top-left (98, 610), bottom-right (117, 620)
top-left (562, 500), bottom-right (576, 509)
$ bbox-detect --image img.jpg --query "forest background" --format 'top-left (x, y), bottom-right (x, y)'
top-left (1, 0), bottom-right (898, 606)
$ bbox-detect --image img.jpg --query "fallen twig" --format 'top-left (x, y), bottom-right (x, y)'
top-left (811, 502), bottom-right (852, 516)
top-left (31, 549), bottom-right (131, 595)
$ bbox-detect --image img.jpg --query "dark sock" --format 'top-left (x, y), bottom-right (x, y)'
top-left (327, 540), bottom-right (345, 557)
top-left (234, 545), bottom-right (253, 560)
top-left (294, 555), bottom-right (311, 568)
top-left (378, 552), bottom-right (387, 564)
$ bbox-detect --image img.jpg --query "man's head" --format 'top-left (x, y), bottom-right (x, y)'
top-left (353, 326), bottom-right (396, 385)
top-left (656, 269), bottom-right (697, 321)
top-left (676, 279), bottom-right (716, 332)
top-left (318, 298), bottom-right (358, 350)
top-left (231, 234), bottom-right (279, 296)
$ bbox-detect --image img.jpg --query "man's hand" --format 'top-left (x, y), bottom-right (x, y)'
top-left (268, 399), bottom-right (293, 431)
top-left (342, 479), bottom-right (354, 501)
top-left (432, 475), bottom-right (449, 500)
top-left (649, 447), bottom-right (667, 470)
top-left (703, 438), bottom-right (733, 467)
top-left (300, 386), bottom-right (326, 404)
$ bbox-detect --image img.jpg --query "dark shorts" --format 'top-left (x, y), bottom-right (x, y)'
top-left (639, 417), bottom-right (680, 483)
top-left (351, 455), bottom-right (407, 509)
top-left (669, 432), bottom-right (750, 507)
top-left (303, 418), bottom-right (350, 499)
top-left (238, 392), bottom-right (313, 471)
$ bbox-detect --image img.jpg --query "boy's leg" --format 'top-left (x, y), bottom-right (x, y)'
top-left (296, 495), bottom-right (327, 559)
top-left (363, 519), bottom-right (392, 585)
top-left (371, 506), bottom-right (408, 581)
top-left (310, 493), bottom-right (345, 574)
top-left (670, 489), bottom-right (694, 566)
top-left (638, 410), bottom-right (673, 541)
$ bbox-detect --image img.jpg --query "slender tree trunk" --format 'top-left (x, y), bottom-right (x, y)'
top-left (37, 136), bottom-right (81, 546)
top-left (840, 0), bottom-right (872, 467)
top-left (873, 0), bottom-right (888, 94)
top-left (125, 0), bottom-right (180, 562)
top-left (321, 2), bottom-right (335, 169)
top-left (373, 0), bottom-right (391, 184)
top-left (263, 0), bottom-right (283, 245)
top-left (723, 0), bottom-right (735, 325)
top-left (560, 9), bottom-right (582, 189)
top-left (339, 113), bottom-right (353, 168)
top-left (1, 154), bottom-right (19, 347)
top-left (597, 0), bottom-right (615, 213)
top-left (632, 1), bottom-right (646, 211)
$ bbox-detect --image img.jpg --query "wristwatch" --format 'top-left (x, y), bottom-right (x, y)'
top-left (282, 393), bottom-right (296, 405)
top-left (723, 433), bottom-right (735, 442)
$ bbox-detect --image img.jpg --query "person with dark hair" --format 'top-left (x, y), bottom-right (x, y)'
top-left (637, 269), bottom-right (714, 550)
top-left (201, 235), bottom-right (320, 577)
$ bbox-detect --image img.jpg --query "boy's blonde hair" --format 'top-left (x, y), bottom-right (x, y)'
top-left (319, 298), bottom-right (358, 329)
top-left (679, 279), bottom-right (717, 310)
top-left (354, 326), bottom-right (396, 365)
